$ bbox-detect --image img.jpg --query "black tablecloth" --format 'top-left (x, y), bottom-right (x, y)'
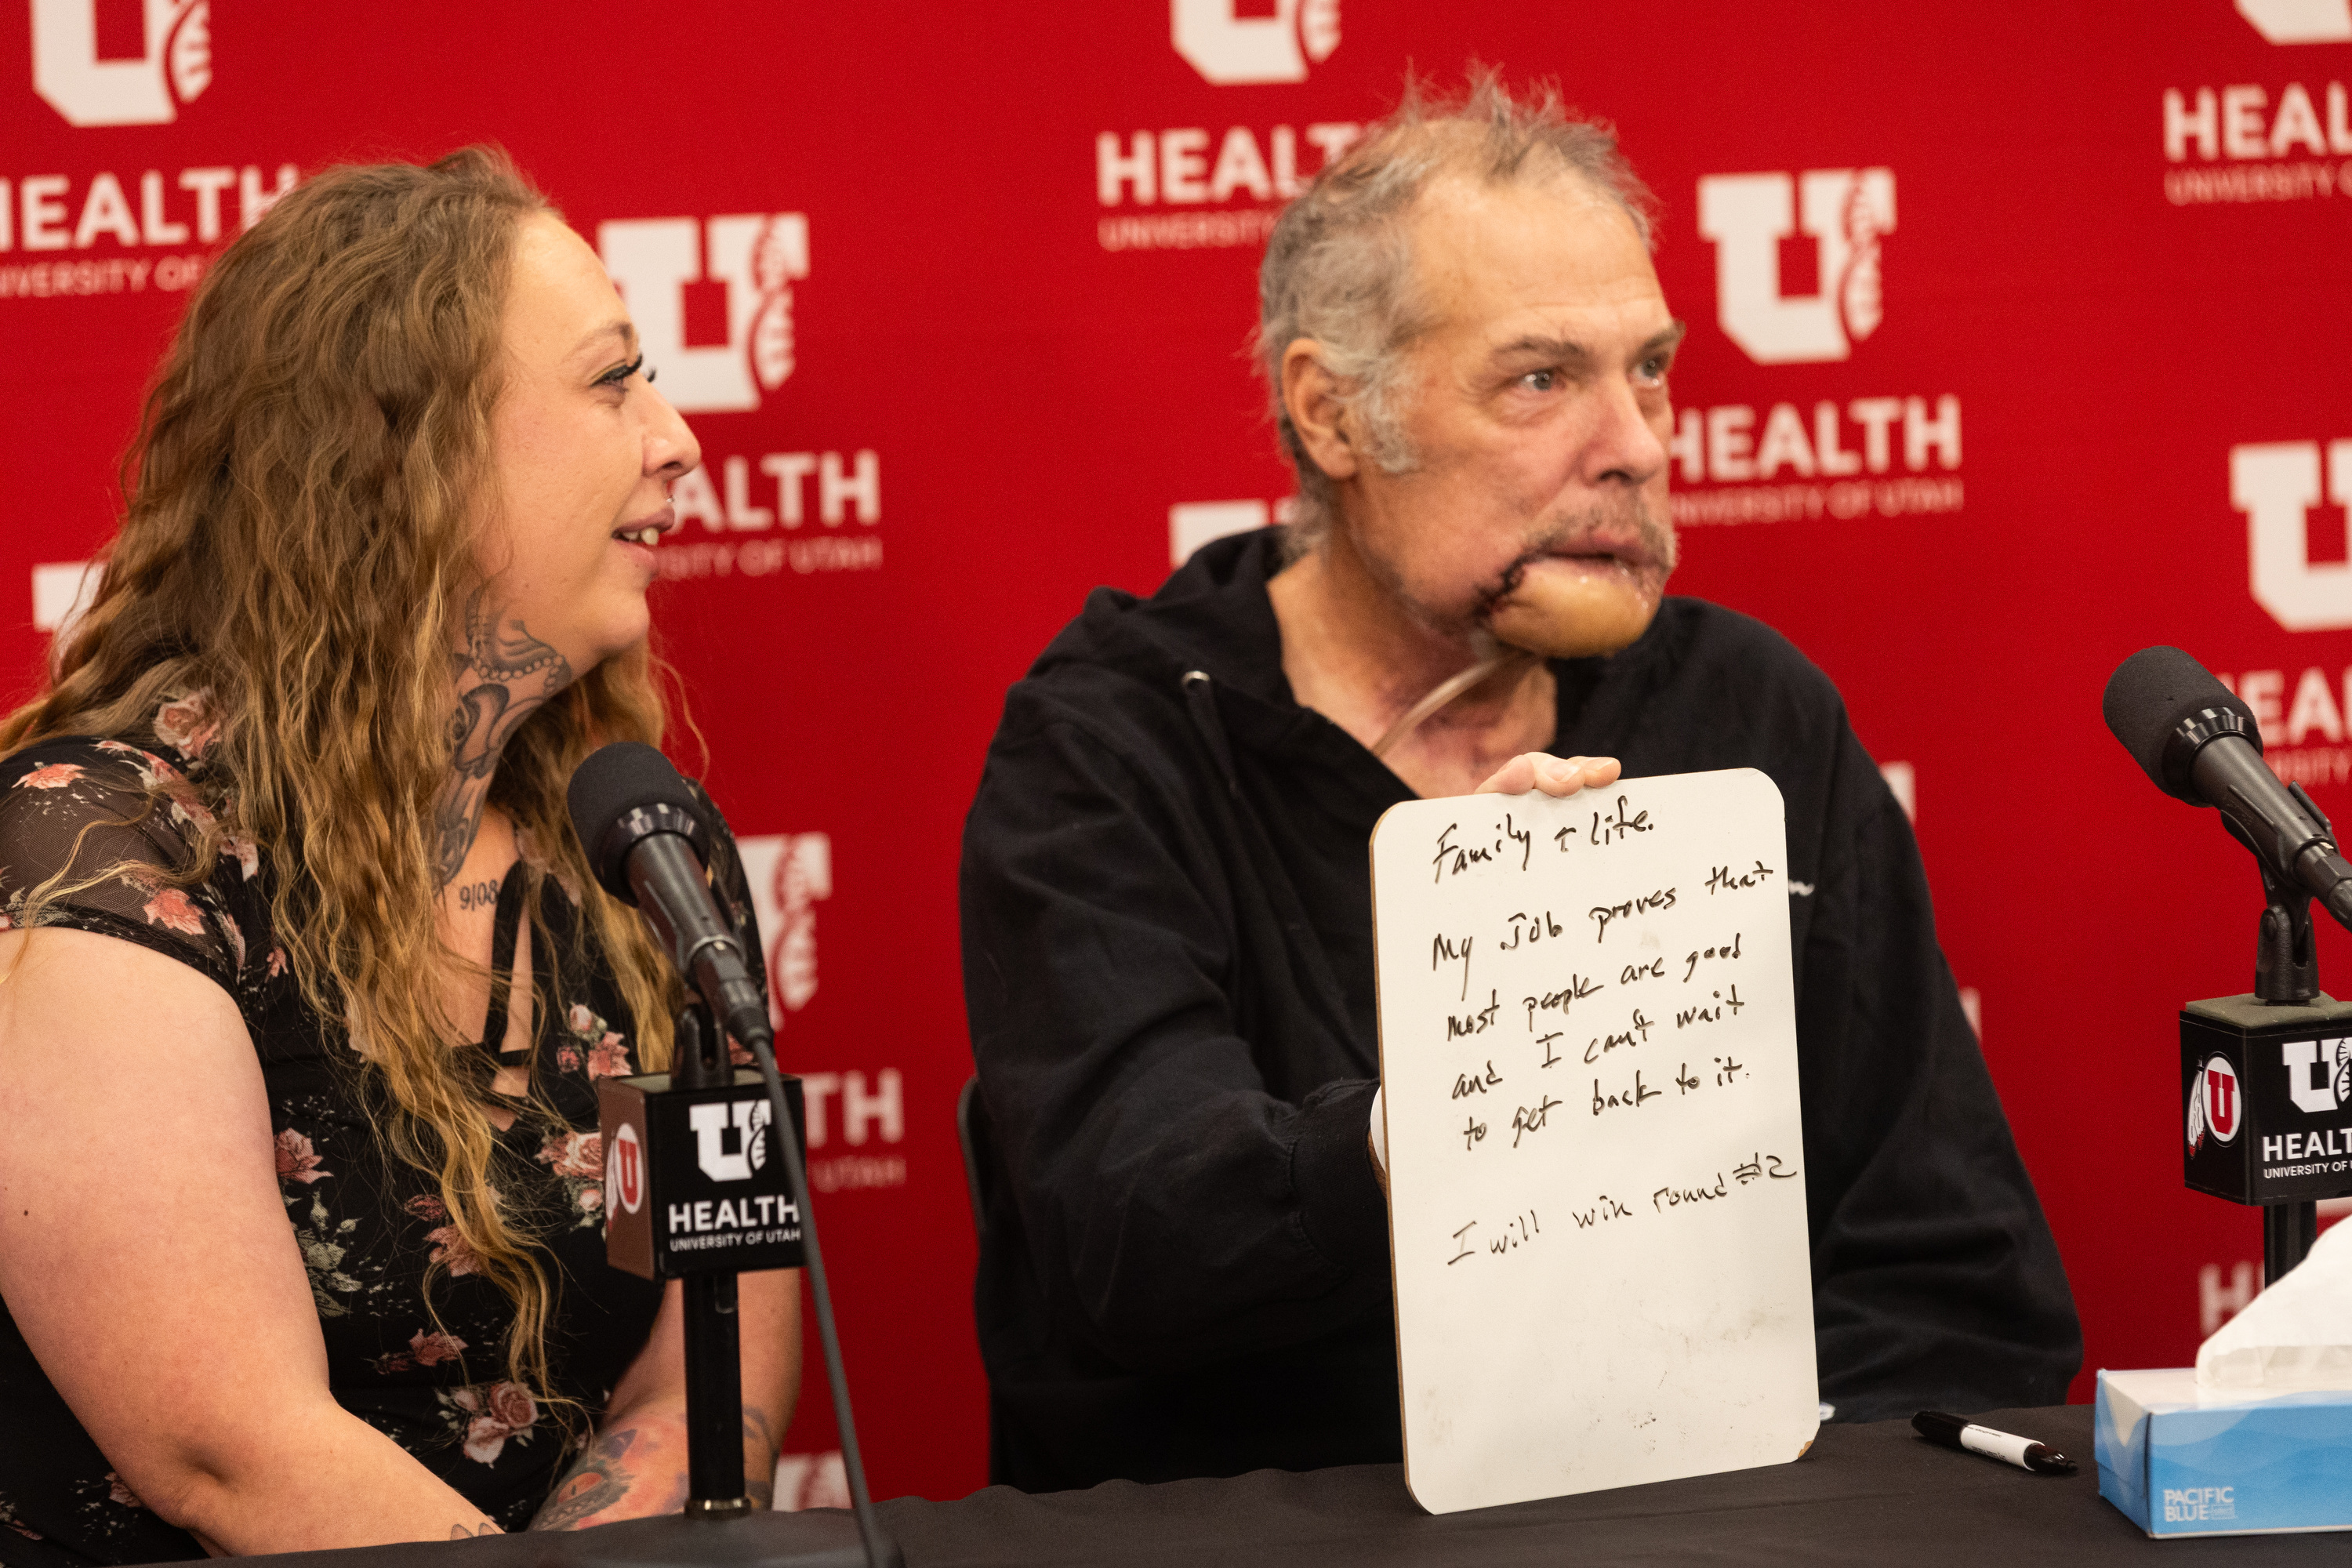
top-left (177, 1406), bottom-right (2347, 1567)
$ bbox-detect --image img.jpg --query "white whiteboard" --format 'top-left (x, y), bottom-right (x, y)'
top-left (1370, 768), bottom-right (1817, 1515)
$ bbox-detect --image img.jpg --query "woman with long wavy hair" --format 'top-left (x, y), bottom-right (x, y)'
top-left (0, 148), bottom-right (799, 1560)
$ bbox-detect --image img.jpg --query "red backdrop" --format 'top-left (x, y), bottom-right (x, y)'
top-left (9, 0), bottom-right (2352, 1504)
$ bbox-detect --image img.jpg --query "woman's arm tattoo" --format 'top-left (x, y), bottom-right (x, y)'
top-left (743, 1408), bottom-right (776, 1509)
top-left (532, 1404), bottom-right (786, 1530)
top-left (532, 1428), bottom-right (651, 1531)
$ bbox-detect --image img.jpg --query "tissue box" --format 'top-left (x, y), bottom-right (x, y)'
top-left (2096, 1369), bottom-right (2352, 1537)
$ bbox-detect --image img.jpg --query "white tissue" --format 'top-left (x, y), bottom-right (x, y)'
top-left (2197, 1220), bottom-right (2352, 1389)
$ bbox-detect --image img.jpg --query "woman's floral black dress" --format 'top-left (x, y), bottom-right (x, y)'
top-left (0, 712), bottom-right (759, 1566)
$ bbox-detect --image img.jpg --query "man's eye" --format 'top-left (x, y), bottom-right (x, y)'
top-left (1635, 357), bottom-right (1669, 385)
top-left (1521, 369), bottom-right (1556, 393)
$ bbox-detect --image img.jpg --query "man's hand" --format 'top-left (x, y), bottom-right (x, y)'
top-left (1473, 753), bottom-right (1622, 797)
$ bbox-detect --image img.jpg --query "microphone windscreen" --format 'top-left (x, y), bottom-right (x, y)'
top-left (566, 741), bottom-right (699, 897)
top-left (2101, 646), bottom-right (2258, 802)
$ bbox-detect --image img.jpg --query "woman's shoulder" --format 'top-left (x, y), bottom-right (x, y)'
top-left (0, 726), bottom-right (245, 862)
top-left (0, 728), bottom-right (267, 991)
top-left (0, 691), bottom-right (223, 807)
top-left (1, 731), bottom-right (182, 788)
top-left (0, 734), bottom-right (196, 849)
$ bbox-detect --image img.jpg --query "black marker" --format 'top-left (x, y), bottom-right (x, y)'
top-left (1911, 1411), bottom-right (2076, 1475)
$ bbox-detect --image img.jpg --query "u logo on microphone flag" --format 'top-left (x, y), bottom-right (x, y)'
top-left (607, 1121), bottom-right (645, 1214)
top-left (2193, 1054), bottom-right (2240, 1152)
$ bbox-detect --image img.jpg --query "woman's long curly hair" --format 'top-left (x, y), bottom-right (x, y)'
top-left (0, 147), bottom-right (682, 1409)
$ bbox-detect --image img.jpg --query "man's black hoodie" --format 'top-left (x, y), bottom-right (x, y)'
top-left (959, 531), bottom-right (2080, 1492)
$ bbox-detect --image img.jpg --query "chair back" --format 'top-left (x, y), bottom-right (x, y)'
top-left (956, 1074), bottom-right (993, 1242)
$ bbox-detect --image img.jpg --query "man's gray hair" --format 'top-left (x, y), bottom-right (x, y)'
top-left (1256, 69), bottom-right (1657, 557)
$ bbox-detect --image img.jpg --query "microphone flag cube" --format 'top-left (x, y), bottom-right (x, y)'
top-left (598, 1069), bottom-right (811, 1279)
top-left (2182, 995), bottom-right (2352, 1206)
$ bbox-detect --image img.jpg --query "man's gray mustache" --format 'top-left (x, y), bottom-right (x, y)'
top-left (1472, 500), bottom-right (1678, 619)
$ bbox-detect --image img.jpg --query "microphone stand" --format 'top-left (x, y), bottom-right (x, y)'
top-left (669, 1005), bottom-right (753, 1518)
top-left (581, 1004), bottom-right (901, 1568)
top-left (731, 1011), bottom-right (901, 1567)
top-left (564, 751), bottom-right (897, 1567)
top-left (2103, 662), bottom-right (2348, 1289)
top-left (2220, 811), bottom-right (2326, 1285)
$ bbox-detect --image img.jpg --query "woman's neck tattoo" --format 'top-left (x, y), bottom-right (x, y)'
top-left (436, 593), bottom-right (572, 886)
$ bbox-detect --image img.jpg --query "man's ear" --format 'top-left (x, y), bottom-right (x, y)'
top-left (1280, 339), bottom-right (1360, 484)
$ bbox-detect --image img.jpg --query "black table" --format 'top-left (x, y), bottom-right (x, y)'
top-left (210, 1406), bottom-right (2347, 1567)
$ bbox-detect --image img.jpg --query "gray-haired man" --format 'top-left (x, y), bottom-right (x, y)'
top-left (959, 76), bottom-right (2079, 1492)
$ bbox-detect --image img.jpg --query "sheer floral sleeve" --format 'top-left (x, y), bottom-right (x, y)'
top-left (0, 737), bottom-right (263, 995)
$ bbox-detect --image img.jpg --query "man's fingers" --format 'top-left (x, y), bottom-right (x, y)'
top-left (1474, 753), bottom-right (1624, 797)
top-left (1474, 755), bottom-right (1537, 795)
top-left (1532, 756), bottom-right (1590, 797)
top-left (1532, 755), bottom-right (1621, 797)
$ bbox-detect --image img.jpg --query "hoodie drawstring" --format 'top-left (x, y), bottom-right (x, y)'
top-left (1181, 670), bottom-right (1243, 800)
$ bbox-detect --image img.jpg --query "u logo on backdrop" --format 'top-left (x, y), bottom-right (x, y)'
top-left (31, 0), bottom-right (210, 127)
top-left (2190, 2), bottom-right (2352, 635)
top-left (2238, 0), bottom-right (2352, 43)
top-left (1697, 169), bottom-right (1896, 367)
top-left (1171, 0), bottom-right (1338, 86)
top-left (736, 833), bottom-right (832, 1025)
top-left (598, 214), bottom-right (808, 416)
top-left (2232, 444), bottom-right (2352, 633)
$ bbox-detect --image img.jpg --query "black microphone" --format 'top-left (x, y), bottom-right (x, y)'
top-left (567, 740), bottom-right (901, 1568)
top-left (565, 741), bottom-right (770, 1055)
top-left (2102, 645), bottom-right (2352, 931)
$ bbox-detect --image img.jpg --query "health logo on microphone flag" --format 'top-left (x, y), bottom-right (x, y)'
top-left (2281, 1036), bottom-right (2352, 1114)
